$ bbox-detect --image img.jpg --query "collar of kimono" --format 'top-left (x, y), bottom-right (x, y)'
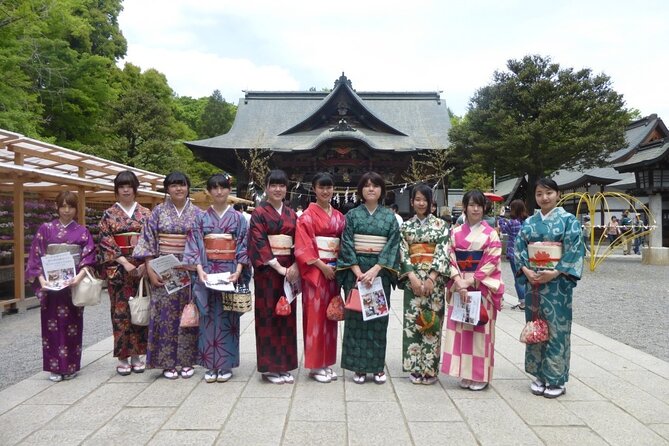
top-left (116, 201), bottom-right (137, 219)
top-left (210, 204), bottom-right (230, 219)
top-left (539, 207), bottom-right (558, 221)
top-left (169, 198), bottom-right (189, 217)
top-left (58, 219), bottom-right (75, 229)
top-left (364, 204), bottom-right (378, 215)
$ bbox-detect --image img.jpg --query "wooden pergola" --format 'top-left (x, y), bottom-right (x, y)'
top-left (0, 129), bottom-right (166, 312)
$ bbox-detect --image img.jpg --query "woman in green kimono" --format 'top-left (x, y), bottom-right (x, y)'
top-left (515, 178), bottom-right (585, 398)
top-left (337, 171), bottom-right (400, 384)
top-left (399, 184), bottom-right (451, 385)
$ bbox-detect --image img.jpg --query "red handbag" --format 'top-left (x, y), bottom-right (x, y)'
top-left (477, 305), bottom-right (489, 326)
top-left (326, 294), bottom-right (345, 321)
top-left (274, 295), bottom-right (291, 316)
top-left (344, 287), bottom-right (362, 312)
top-left (519, 285), bottom-right (549, 343)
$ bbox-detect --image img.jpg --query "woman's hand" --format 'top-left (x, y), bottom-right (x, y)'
top-left (359, 264), bottom-right (381, 286)
top-left (318, 261), bottom-right (335, 281)
top-left (285, 263), bottom-right (299, 283)
top-left (522, 266), bottom-right (541, 284)
top-left (147, 264), bottom-right (164, 288)
top-left (228, 271), bottom-right (241, 283)
top-left (197, 268), bottom-right (208, 284)
top-left (38, 276), bottom-right (48, 288)
top-left (68, 269), bottom-right (87, 287)
top-left (423, 276), bottom-right (436, 296)
top-left (408, 272), bottom-right (423, 296)
top-left (533, 269), bottom-right (560, 284)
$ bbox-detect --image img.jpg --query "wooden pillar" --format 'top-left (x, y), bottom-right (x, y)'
top-left (77, 166), bottom-right (86, 224)
top-left (13, 152), bottom-right (26, 304)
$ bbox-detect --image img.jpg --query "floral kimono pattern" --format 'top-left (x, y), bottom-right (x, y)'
top-left (336, 205), bottom-right (399, 374)
top-left (183, 206), bottom-right (249, 372)
top-left (399, 214), bottom-right (450, 377)
top-left (132, 198), bottom-right (202, 369)
top-left (515, 207), bottom-right (584, 387)
top-left (25, 220), bottom-right (96, 375)
top-left (98, 202), bottom-right (151, 359)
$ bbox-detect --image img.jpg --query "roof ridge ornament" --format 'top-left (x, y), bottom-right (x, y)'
top-left (330, 118), bottom-right (356, 132)
top-left (334, 72), bottom-right (353, 89)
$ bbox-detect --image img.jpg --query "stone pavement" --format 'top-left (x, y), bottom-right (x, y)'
top-left (1, 288), bottom-right (668, 446)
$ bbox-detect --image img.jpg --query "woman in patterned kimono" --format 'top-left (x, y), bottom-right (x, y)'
top-left (295, 172), bottom-right (346, 383)
top-left (132, 171), bottom-right (202, 380)
top-left (399, 184), bottom-right (450, 385)
top-left (515, 178), bottom-right (584, 398)
top-left (25, 191), bottom-right (96, 382)
top-left (184, 173), bottom-right (249, 384)
top-left (336, 171), bottom-right (400, 385)
top-left (98, 171), bottom-right (152, 376)
top-left (249, 169), bottom-right (299, 384)
top-left (441, 189), bottom-right (504, 391)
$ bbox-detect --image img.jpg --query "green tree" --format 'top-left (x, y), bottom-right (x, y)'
top-left (449, 55), bottom-right (628, 210)
top-left (462, 165), bottom-right (492, 192)
top-left (174, 95), bottom-right (207, 136)
top-left (198, 90), bottom-right (236, 138)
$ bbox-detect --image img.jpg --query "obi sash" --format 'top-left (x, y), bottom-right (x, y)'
top-left (528, 241), bottom-right (562, 269)
top-left (354, 234), bottom-right (387, 254)
top-left (315, 236), bottom-right (340, 262)
top-left (204, 233), bottom-right (236, 261)
top-left (47, 243), bottom-right (82, 265)
top-left (455, 250), bottom-right (483, 272)
top-left (409, 243), bottom-right (435, 265)
top-left (268, 234), bottom-right (293, 256)
top-left (158, 233), bottom-right (187, 255)
top-left (113, 232), bottom-right (140, 256)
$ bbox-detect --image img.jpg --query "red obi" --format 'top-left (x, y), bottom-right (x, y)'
top-left (204, 234), bottom-right (236, 261)
top-left (455, 250), bottom-right (483, 272)
top-left (114, 232), bottom-right (140, 256)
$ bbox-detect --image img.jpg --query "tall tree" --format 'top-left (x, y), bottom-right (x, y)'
top-left (449, 55), bottom-right (629, 210)
top-left (199, 90), bottom-right (236, 138)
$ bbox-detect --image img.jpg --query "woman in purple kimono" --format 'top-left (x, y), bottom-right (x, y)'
top-left (132, 172), bottom-right (202, 380)
top-left (184, 173), bottom-right (250, 383)
top-left (98, 171), bottom-right (152, 376)
top-left (25, 191), bottom-right (96, 382)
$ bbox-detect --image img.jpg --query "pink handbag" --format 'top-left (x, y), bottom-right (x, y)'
top-left (180, 288), bottom-right (199, 327)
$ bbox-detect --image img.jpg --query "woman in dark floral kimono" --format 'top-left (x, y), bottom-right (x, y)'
top-left (98, 171), bottom-right (152, 376)
top-left (248, 169), bottom-right (299, 385)
top-left (25, 191), bottom-right (96, 382)
top-left (336, 171), bottom-right (400, 385)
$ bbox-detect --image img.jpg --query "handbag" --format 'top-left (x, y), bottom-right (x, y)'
top-left (128, 277), bottom-right (150, 326)
top-left (72, 268), bottom-right (103, 307)
top-left (274, 295), bottom-right (291, 316)
top-left (519, 285), bottom-right (549, 344)
top-left (326, 293), bottom-right (345, 321)
top-left (344, 287), bottom-right (362, 312)
top-left (180, 288), bottom-right (199, 327)
top-left (477, 305), bottom-right (489, 326)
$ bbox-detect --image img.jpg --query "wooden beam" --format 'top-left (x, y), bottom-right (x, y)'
top-left (13, 152), bottom-right (25, 304)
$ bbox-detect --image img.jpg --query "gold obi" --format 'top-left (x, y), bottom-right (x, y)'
top-left (158, 233), bottom-right (187, 255)
top-left (315, 236), bottom-right (340, 262)
top-left (353, 234), bottom-right (387, 254)
top-left (46, 243), bottom-right (82, 265)
top-left (204, 233), bottom-right (236, 261)
top-left (409, 243), bottom-right (435, 265)
top-left (268, 234), bottom-right (293, 256)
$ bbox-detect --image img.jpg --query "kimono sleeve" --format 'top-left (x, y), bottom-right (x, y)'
top-left (376, 211), bottom-right (400, 274)
top-left (78, 227), bottom-right (96, 270)
top-left (398, 223), bottom-right (413, 279)
top-left (97, 209), bottom-right (121, 266)
top-left (555, 213), bottom-right (584, 280)
top-left (183, 212), bottom-right (205, 266)
top-left (25, 223), bottom-right (49, 283)
top-left (235, 211), bottom-right (250, 267)
top-left (474, 227), bottom-right (504, 310)
top-left (514, 221), bottom-right (532, 288)
top-left (430, 221), bottom-right (451, 277)
top-left (132, 207), bottom-right (160, 260)
top-left (336, 211), bottom-right (357, 271)
top-left (248, 208), bottom-right (273, 268)
top-left (294, 213), bottom-right (319, 268)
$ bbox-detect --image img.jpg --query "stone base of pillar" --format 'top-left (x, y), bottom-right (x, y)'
top-left (641, 247), bottom-right (669, 265)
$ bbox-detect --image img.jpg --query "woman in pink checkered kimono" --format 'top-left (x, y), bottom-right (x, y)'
top-left (441, 189), bottom-right (504, 391)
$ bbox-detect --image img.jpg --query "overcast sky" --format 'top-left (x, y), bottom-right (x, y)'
top-left (118, 0), bottom-right (669, 120)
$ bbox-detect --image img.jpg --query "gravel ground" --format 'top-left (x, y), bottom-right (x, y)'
top-left (1, 256), bottom-right (667, 391)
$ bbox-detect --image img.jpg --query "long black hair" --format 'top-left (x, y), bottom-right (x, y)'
top-left (462, 189), bottom-right (486, 219)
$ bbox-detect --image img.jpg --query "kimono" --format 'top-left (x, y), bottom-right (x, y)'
top-left (294, 203), bottom-right (346, 370)
top-left (98, 202), bottom-right (151, 359)
top-left (25, 220), bottom-right (96, 375)
top-left (515, 207), bottom-right (584, 387)
top-left (441, 221), bottom-right (504, 383)
top-left (183, 206), bottom-right (249, 372)
top-left (336, 205), bottom-right (400, 374)
top-left (398, 214), bottom-right (450, 377)
top-left (132, 198), bottom-right (202, 369)
top-left (248, 201), bottom-right (298, 373)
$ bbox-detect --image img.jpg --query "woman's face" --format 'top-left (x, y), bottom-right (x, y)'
top-left (267, 182), bottom-right (287, 203)
top-left (362, 180), bottom-right (381, 204)
top-left (314, 183), bottom-right (334, 205)
top-left (57, 203), bottom-right (76, 223)
top-left (411, 191), bottom-right (429, 216)
top-left (465, 200), bottom-right (483, 224)
top-left (167, 182), bottom-right (188, 203)
top-left (535, 184), bottom-right (559, 214)
top-left (116, 184), bottom-right (136, 202)
top-left (209, 185), bottom-right (230, 205)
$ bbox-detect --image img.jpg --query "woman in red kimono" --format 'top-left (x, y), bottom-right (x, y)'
top-left (249, 169), bottom-right (299, 384)
top-left (295, 172), bottom-right (346, 383)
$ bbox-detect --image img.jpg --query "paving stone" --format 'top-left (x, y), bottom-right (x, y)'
top-left (564, 401), bottom-right (667, 446)
top-left (393, 378), bottom-right (462, 422)
top-left (346, 401), bottom-right (412, 446)
top-left (216, 397), bottom-right (289, 445)
top-left (612, 369), bottom-right (669, 403)
top-left (24, 368), bottom-right (112, 406)
top-left (0, 404), bottom-right (68, 445)
top-left (228, 352), bottom-right (258, 382)
top-left (148, 429), bottom-right (218, 445)
top-left (282, 420), bottom-right (347, 445)
top-left (107, 368), bottom-right (163, 383)
top-left (241, 371), bottom-right (299, 398)
top-left (408, 421), bottom-right (478, 445)
top-left (127, 374), bottom-right (199, 407)
top-left (19, 428), bottom-right (91, 446)
top-left (344, 370), bottom-right (397, 402)
top-left (163, 380), bottom-right (244, 430)
top-left (83, 407), bottom-right (173, 445)
top-left (533, 426), bottom-right (608, 445)
top-left (573, 344), bottom-right (645, 371)
top-left (649, 423), bottom-right (669, 442)
top-left (452, 397), bottom-right (544, 445)
top-left (0, 378), bottom-right (53, 416)
top-left (490, 353), bottom-right (528, 379)
top-left (569, 353), bottom-right (616, 379)
top-left (552, 377), bottom-right (606, 402)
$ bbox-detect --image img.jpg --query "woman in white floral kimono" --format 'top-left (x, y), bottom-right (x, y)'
top-left (399, 184), bottom-right (451, 385)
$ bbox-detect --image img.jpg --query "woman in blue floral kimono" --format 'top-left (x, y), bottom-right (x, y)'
top-left (184, 173), bottom-right (249, 384)
top-left (515, 178), bottom-right (585, 398)
top-left (399, 184), bottom-right (450, 385)
top-left (132, 172), bottom-right (203, 380)
top-left (336, 171), bottom-right (400, 385)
